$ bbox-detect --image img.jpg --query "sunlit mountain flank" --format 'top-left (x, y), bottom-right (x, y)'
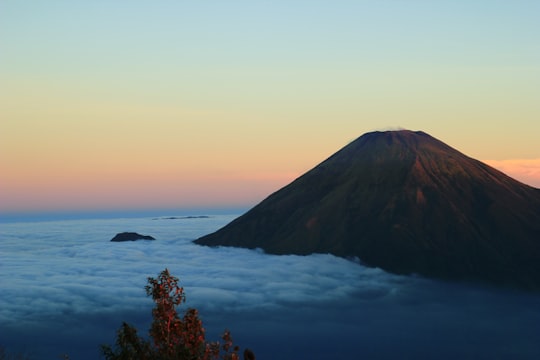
top-left (196, 130), bottom-right (540, 289)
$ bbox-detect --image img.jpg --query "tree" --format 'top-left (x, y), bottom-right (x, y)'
top-left (101, 269), bottom-right (253, 360)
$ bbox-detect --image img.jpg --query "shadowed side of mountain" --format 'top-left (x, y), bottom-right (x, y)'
top-left (195, 130), bottom-right (540, 289)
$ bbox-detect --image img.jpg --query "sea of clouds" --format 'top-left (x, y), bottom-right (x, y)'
top-left (1, 213), bottom-right (540, 359)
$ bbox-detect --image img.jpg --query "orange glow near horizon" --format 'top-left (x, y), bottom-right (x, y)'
top-left (483, 159), bottom-right (540, 188)
top-left (0, 159), bottom-right (304, 212)
top-left (2, 150), bottom-right (540, 213)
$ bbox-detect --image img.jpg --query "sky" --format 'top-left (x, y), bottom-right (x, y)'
top-left (1, 1), bottom-right (539, 213)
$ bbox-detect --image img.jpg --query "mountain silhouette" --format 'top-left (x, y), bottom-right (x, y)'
top-left (195, 130), bottom-right (540, 289)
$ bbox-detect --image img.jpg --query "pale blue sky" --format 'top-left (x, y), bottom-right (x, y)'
top-left (1, 1), bottom-right (539, 211)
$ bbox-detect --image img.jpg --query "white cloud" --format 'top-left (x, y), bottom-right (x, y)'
top-left (1, 215), bottom-right (540, 359)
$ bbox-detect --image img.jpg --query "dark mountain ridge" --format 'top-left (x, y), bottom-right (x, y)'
top-left (195, 130), bottom-right (540, 289)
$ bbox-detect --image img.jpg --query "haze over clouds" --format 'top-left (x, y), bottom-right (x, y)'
top-left (2, 215), bottom-right (540, 359)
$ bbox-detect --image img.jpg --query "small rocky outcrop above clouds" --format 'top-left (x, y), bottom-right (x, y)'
top-left (110, 232), bottom-right (156, 242)
top-left (152, 215), bottom-right (211, 220)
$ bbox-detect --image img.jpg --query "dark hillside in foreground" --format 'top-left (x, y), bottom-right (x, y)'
top-left (195, 130), bottom-right (540, 289)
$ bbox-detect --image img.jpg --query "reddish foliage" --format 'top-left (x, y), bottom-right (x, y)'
top-left (101, 268), bottom-right (254, 360)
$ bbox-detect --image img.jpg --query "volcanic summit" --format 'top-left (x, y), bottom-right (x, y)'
top-left (195, 130), bottom-right (540, 289)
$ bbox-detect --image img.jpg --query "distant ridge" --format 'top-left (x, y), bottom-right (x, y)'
top-left (111, 232), bottom-right (155, 242)
top-left (195, 130), bottom-right (540, 289)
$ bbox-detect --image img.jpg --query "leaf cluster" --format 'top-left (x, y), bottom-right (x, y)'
top-left (101, 269), bottom-right (253, 360)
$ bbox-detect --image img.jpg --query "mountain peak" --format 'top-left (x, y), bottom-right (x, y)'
top-left (195, 130), bottom-right (540, 289)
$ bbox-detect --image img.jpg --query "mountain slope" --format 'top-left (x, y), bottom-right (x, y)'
top-left (195, 130), bottom-right (540, 289)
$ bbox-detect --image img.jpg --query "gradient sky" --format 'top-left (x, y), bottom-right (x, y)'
top-left (1, 1), bottom-right (539, 213)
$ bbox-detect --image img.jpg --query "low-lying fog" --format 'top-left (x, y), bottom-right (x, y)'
top-left (1, 214), bottom-right (539, 359)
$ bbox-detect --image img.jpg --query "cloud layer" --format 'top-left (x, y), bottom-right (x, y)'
top-left (2, 214), bottom-right (540, 359)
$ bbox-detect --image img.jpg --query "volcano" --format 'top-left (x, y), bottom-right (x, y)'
top-left (195, 130), bottom-right (540, 289)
